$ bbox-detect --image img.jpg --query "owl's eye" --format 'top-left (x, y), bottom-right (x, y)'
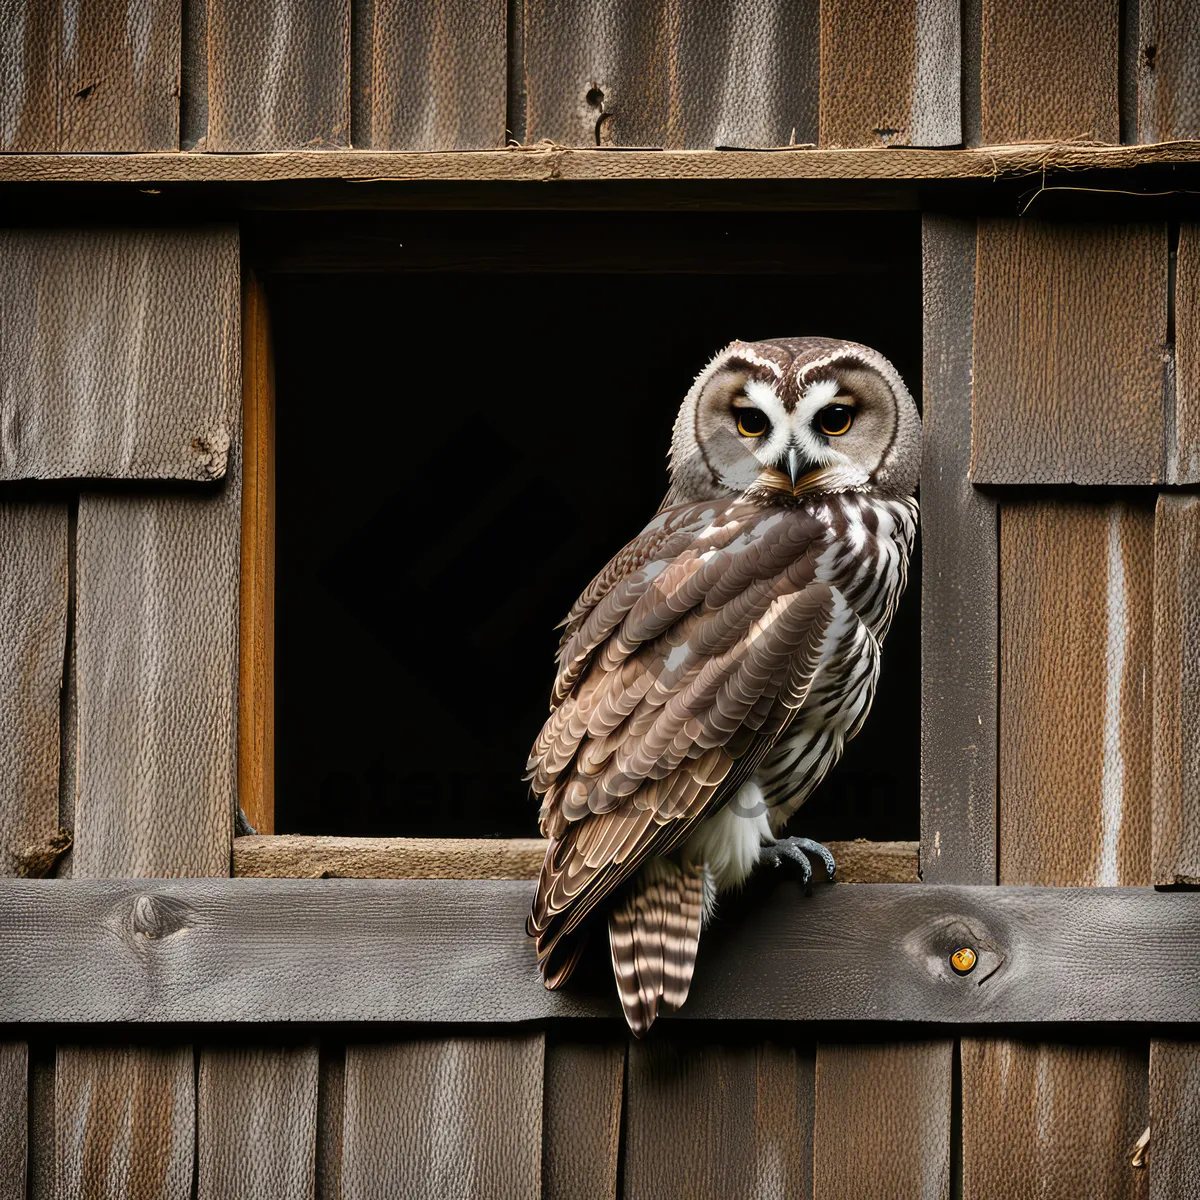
top-left (734, 408), bottom-right (770, 438)
top-left (816, 405), bottom-right (854, 436)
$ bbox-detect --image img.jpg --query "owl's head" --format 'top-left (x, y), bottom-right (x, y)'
top-left (665, 336), bottom-right (921, 506)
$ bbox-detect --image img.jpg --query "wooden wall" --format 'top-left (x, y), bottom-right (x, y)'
top-left (2, 0), bottom-right (1198, 151)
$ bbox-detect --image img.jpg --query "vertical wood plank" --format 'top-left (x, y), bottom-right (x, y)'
top-left (56, 1045), bottom-right (194, 1200)
top-left (1000, 500), bottom-right (1154, 886)
top-left (971, 221), bottom-right (1168, 486)
top-left (368, 0), bottom-right (506, 150)
top-left (197, 1045), bottom-right (319, 1200)
top-left (239, 271), bottom-right (276, 835)
top-left (1152, 494), bottom-right (1200, 885)
top-left (0, 0), bottom-right (60, 150)
top-left (813, 1041), bottom-right (951, 1200)
top-left (0, 1042), bottom-right (27, 1200)
top-left (73, 444), bottom-right (242, 877)
top-left (980, 0), bottom-right (1119, 143)
top-left (543, 1038), bottom-right (624, 1200)
top-left (962, 1040), bottom-right (1148, 1200)
top-left (1149, 1041), bottom-right (1200, 1199)
top-left (0, 227), bottom-right (241, 483)
top-left (1137, 1), bottom-right (1200, 143)
top-left (342, 1035), bottom-right (544, 1200)
top-left (28, 1045), bottom-right (54, 1200)
top-left (206, 0), bottom-right (349, 151)
top-left (523, 0), bottom-right (820, 149)
top-left (59, 0), bottom-right (180, 151)
top-left (624, 1036), bottom-right (814, 1199)
top-left (920, 215), bottom-right (997, 885)
top-left (1172, 224), bottom-right (1200, 484)
top-left (0, 502), bottom-right (68, 877)
top-left (819, 0), bottom-right (959, 148)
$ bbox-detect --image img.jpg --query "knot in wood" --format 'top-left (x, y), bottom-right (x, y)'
top-left (131, 894), bottom-right (190, 939)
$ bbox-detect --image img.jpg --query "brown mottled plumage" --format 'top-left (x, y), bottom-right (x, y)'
top-left (527, 337), bottom-right (921, 1035)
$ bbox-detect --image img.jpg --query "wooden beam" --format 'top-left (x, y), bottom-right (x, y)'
top-left (231, 835), bottom-right (918, 883)
top-left (0, 143), bottom-right (1199, 186)
top-left (2, 880), bottom-right (1199, 1025)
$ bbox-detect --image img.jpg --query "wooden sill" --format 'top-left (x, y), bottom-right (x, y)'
top-left (1, 143), bottom-right (1198, 187)
top-left (232, 835), bottom-right (919, 883)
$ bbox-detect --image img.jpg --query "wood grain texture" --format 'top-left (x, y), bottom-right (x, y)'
top-left (624, 1036), bottom-right (813, 1199)
top-left (980, 0), bottom-right (1119, 143)
top-left (0, 1042), bottom-right (27, 1200)
top-left (73, 455), bottom-right (241, 878)
top-left (239, 272), bottom-right (275, 835)
top-left (342, 1035), bottom-right (543, 1200)
top-left (232, 835), bottom-right (916, 882)
top-left (814, 1041), bottom-right (951, 1200)
top-left (1172, 224), bottom-right (1200, 484)
top-left (542, 1038), bottom-right (624, 1200)
top-left (971, 220), bottom-right (1168, 485)
top-left (0, 0), bottom-right (60, 150)
top-left (1000, 500), bottom-right (1154, 886)
top-left (962, 1040), bottom-right (1148, 1200)
top-left (59, 0), bottom-right (180, 151)
top-left (524, 0), bottom-right (820, 148)
top-left (1149, 1041), bottom-right (1200, 1199)
top-left (197, 1045), bottom-right (319, 1200)
top-left (1152, 495), bottom-right (1200, 885)
top-left (1137, 0), bottom-right (1200, 143)
top-left (56, 1045), bottom-right (194, 1200)
top-left (5, 142), bottom-right (1200, 185)
top-left (5, 880), bottom-right (1200, 1025)
top-left (0, 226), bottom-right (240, 482)
top-left (0, 503), bottom-right (68, 877)
top-left (207, 0), bottom-right (349, 151)
top-left (920, 215), bottom-right (996, 885)
top-left (27, 1046), bottom-right (53, 1200)
top-left (367, 0), bottom-right (505, 150)
top-left (819, 0), bottom-right (959, 148)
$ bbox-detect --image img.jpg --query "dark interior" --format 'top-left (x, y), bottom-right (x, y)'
top-left (269, 210), bottom-right (922, 842)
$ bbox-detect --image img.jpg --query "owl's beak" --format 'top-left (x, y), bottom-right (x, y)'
top-left (784, 446), bottom-right (803, 489)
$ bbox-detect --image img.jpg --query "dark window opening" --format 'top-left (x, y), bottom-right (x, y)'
top-left (270, 210), bottom-right (922, 841)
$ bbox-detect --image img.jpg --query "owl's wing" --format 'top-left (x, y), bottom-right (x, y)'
top-left (527, 497), bottom-right (843, 977)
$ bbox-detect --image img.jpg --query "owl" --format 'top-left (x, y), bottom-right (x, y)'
top-left (526, 336), bottom-right (921, 1035)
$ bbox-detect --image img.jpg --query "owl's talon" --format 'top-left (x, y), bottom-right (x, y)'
top-left (762, 836), bottom-right (836, 888)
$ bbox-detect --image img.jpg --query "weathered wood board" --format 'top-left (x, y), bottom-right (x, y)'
top-left (624, 1036), bottom-right (813, 1199)
top-left (961, 1040), bottom-right (1148, 1200)
top-left (819, 0), bottom-right (959, 147)
top-left (1172, 224), bottom-right (1200, 485)
top-left (0, 227), bottom-right (240, 482)
top-left (364, 0), bottom-right (506, 150)
top-left (920, 215), bottom-right (997, 886)
top-left (543, 1037), bottom-right (624, 1200)
top-left (73, 454), bottom-right (241, 879)
top-left (980, 0), bottom-right (1119, 143)
top-left (4, 880), bottom-right (1200, 1024)
top-left (523, 0), bottom-right (820, 148)
top-left (972, 221), bottom-right (1167, 485)
top-left (206, 0), bottom-right (350, 151)
top-left (1150, 1040), bottom-right (1200, 1199)
top-left (341, 1035), bottom-right (544, 1200)
top-left (55, 1044), bottom-right (194, 1200)
top-left (0, 503), bottom-right (68, 877)
top-left (999, 500), bottom-right (1154, 887)
top-left (197, 1045), bottom-right (319, 1200)
top-left (1137, 0), bottom-right (1200, 143)
top-left (814, 1041), bottom-right (952, 1200)
top-left (0, 1042), bottom-right (27, 1200)
top-left (1152, 495), bottom-right (1200, 885)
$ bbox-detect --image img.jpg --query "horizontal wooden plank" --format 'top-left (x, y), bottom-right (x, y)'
top-left (2, 143), bottom-right (1200, 186)
top-left (3, 880), bottom-right (1199, 1025)
top-left (0, 227), bottom-right (240, 482)
top-left (232, 835), bottom-right (917, 883)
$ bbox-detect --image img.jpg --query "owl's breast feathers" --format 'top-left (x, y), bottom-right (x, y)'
top-left (526, 491), bottom-right (917, 985)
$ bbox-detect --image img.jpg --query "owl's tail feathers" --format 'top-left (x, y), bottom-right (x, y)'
top-left (608, 858), bottom-right (705, 1038)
